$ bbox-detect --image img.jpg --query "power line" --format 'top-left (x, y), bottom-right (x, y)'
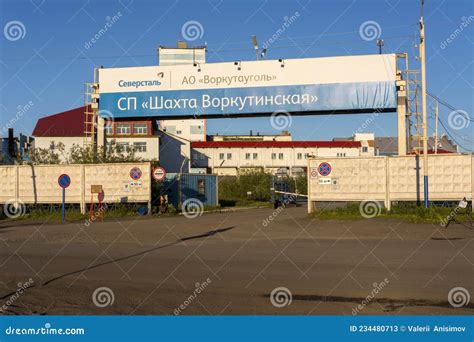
top-left (426, 89), bottom-right (474, 121)
top-left (437, 116), bottom-right (472, 151)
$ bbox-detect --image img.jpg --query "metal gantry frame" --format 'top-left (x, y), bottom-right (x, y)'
top-left (84, 68), bottom-right (100, 148)
top-left (397, 52), bottom-right (423, 155)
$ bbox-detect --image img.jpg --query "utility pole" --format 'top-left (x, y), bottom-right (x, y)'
top-left (252, 35), bottom-right (259, 60)
top-left (419, 0), bottom-right (429, 208)
top-left (377, 39), bottom-right (384, 54)
top-left (434, 101), bottom-right (439, 154)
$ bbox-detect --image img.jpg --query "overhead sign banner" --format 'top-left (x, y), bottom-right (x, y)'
top-left (98, 54), bottom-right (397, 118)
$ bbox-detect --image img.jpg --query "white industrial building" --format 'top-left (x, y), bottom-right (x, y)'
top-left (191, 133), bottom-right (374, 176)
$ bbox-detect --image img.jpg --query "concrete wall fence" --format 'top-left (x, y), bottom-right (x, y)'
top-left (307, 154), bottom-right (473, 213)
top-left (0, 162), bottom-right (152, 214)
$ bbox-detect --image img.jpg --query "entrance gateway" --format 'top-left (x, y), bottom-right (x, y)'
top-left (90, 54), bottom-right (407, 155)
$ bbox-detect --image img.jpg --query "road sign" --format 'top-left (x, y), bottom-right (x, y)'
top-left (318, 162), bottom-right (332, 177)
top-left (58, 174), bottom-right (71, 223)
top-left (153, 167), bottom-right (166, 181)
top-left (58, 174), bottom-right (71, 188)
top-left (91, 185), bottom-right (103, 193)
top-left (130, 167), bottom-right (142, 180)
top-left (310, 167), bottom-right (318, 178)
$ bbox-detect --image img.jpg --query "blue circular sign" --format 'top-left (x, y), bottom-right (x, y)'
top-left (130, 167), bottom-right (142, 180)
top-left (318, 162), bottom-right (332, 177)
top-left (58, 174), bottom-right (71, 188)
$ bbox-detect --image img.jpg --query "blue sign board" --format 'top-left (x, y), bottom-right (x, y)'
top-left (98, 55), bottom-right (398, 119)
top-left (58, 174), bottom-right (71, 189)
top-left (100, 82), bottom-right (397, 118)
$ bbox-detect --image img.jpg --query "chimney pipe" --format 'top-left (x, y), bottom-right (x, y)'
top-left (8, 128), bottom-right (15, 158)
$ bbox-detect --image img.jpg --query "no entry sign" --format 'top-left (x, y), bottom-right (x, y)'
top-left (153, 167), bottom-right (166, 181)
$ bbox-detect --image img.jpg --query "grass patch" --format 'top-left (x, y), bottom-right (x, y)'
top-left (311, 202), bottom-right (472, 224)
top-left (219, 199), bottom-right (272, 208)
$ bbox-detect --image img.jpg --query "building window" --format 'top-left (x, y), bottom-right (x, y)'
top-left (297, 153), bottom-right (302, 160)
top-left (227, 153), bottom-right (232, 160)
top-left (253, 153), bottom-right (258, 160)
top-left (133, 142), bottom-right (147, 152)
top-left (105, 124), bottom-right (113, 135)
top-left (116, 142), bottom-right (130, 152)
top-left (165, 126), bottom-right (176, 134)
top-left (304, 153), bottom-right (309, 159)
top-left (362, 146), bottom-right (368, 153)
top-left (133, 123), bottom-right (148, 135)
top-left (176, 130), bottom-right (182, 135)
top-left (271, 153), bottom-right (276, 160)
top-left (337, 152), bottom-right (346, 157)
top-left (219, 153), bottom-right (225, 160)
top-left (245, 153), bottom-right (251, 160)
top-left (279, 153), bottom-right (284, 160)
top-left (190, 125), bottom-right (204, 134)
top-left (116, 123), bottom-right (131, 135)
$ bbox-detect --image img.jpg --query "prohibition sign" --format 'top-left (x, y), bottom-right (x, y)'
top-left (318, 162), bottom-right (332, 176)
top-left (130, 167), bottom-right (143, 180)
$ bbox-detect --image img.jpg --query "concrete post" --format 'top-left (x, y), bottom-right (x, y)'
top-left (80, 164), bottom-right (86, 214)
top-left (397, 80), bottom-right (407, 156)
top-left (307, 158), bottom-right (312, 214)
top-left (384, 157), bottom-right (391, 211)
top-left (14, 165), bottom-right (19, 207)
top-left (97, 116), bottom-right (105, 152)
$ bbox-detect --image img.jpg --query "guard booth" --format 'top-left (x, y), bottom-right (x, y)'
top-left (158, 173), bottom-right (218, 208)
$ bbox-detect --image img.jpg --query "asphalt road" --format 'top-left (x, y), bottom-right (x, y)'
top-left (0, 206), bottom-right (473, 315)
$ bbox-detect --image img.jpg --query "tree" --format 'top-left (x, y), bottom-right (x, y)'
top-left (28, 142), bottom-right (65, 164)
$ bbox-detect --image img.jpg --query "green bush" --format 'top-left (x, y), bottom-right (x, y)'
top-left (218, 170), bottom-right (307, 205)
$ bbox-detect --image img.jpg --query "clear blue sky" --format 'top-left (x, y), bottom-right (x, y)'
top-left (0, 0), bottom-right (472, 150)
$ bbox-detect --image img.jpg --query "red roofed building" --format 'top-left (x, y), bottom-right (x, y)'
top-left (32, 106), bottom-right (160, 161)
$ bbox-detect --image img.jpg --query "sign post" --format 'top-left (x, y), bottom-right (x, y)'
top-left (90, 185), bottom-right (104, 221)
top-left (58, 174), bottom-right (71, 222)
